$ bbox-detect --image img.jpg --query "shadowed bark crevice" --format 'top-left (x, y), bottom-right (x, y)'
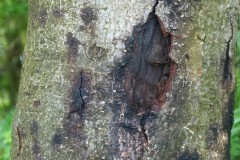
top-left (223, 20), bottom-right (233, 82)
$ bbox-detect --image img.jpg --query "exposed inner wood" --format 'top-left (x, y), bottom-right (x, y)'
top-left (124, 10), bottom-right (176, 114)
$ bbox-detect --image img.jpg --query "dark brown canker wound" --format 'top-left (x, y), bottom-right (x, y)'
top-left (124, 10), bottom-right (176, 114)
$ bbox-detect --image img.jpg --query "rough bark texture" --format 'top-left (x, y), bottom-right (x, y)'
top-left (11, 0), bottom-right (239, 160)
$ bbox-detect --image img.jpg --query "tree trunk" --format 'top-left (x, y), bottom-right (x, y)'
top-left (11, 0), bottom-right (239, 159)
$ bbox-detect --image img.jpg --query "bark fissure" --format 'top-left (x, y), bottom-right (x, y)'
top-left (69, 70), bottom-right (85, 119)
top-left (139, 111), bottom-right (151, 146)
top-left (15, 126), bottom-right (23, 157)
top-left (79, 70), bottom-right (85, 119)
top-left (223, 19), bottom-right (233, 81)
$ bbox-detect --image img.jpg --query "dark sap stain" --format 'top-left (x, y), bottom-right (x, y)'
top-left (39, 9), bottom-right (47, 28)
top-left (32, 143), bottom-right (41, 155)
top-left (68, 71), bottom-right (91, 116)
top-left (223, 43), bottom-right (232, 81)
top-left (222, 91), bottom-right (234, 134)
top-left (52, 7), bottom-right (64, 18)
top-left (122, 9), bottom-right (176, 114)
top-left (64, 70), bottom-right (92, 137)
top-left (80, 6), bottom-right (97, 26)
top-left (30, 120), bottom-right (39, 136)
top-left (33, 100), bottom-right (41, 107)
top-left (178, 149), bottom-right (199, 160)
top-left (30, 120), bottom-right (42, 157)
top-left (52, 134), bottom-right (62, 146)
top-left (206, 123), bottom-right (219, 149)
top-left (223, 92), bottom-right (233, 160)
top-left (65, 32), bottom-right (81, 60)
top-left (69, 72), bottom-right (84, 116)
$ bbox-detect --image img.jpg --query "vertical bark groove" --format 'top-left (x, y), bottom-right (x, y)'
top-left (223, 19), bottom-right (234, 82)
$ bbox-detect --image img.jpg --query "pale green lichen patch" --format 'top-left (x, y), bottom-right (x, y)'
top-left (168, 0), bottom-right (237, 159)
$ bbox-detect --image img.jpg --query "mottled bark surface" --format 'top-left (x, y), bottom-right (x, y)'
top-left (11, 0), bottom-right (239, 160)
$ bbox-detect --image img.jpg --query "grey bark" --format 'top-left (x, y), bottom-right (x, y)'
top-left (11, 0), bottom-right (239, 160)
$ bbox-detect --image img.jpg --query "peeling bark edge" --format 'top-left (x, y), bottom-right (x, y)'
top-left (119, 0), bottom-right (177, 114)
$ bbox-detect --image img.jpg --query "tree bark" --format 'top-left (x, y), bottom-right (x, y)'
top-left (11, 0), bottom-right (239, 159)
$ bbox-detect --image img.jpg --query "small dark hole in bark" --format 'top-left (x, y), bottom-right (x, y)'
top-left (52, 134), bottom-right (62, 146)
top-left (33, 100), bottom-right (41, 107)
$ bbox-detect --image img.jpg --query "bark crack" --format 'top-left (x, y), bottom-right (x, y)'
top-left (15, 126), bottom-right (23, 157)
top-left (140, 111), bottom-right (151, 147)
top-left (69, 70), bottom-right (85, 117)
top-left (152, 0), bottom-right (159, 13)
top-left (223, 18), bottom-right (233, 81)
top-left (140, 126), bottom-right (149, 146)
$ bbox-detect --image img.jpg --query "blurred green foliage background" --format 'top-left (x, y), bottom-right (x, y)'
top-left (0, 0), bottom-right (28, 159)
top-left (231, 16), bottom-right (240, 160)
top-left (0, 1), bottom-right (239, 160)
